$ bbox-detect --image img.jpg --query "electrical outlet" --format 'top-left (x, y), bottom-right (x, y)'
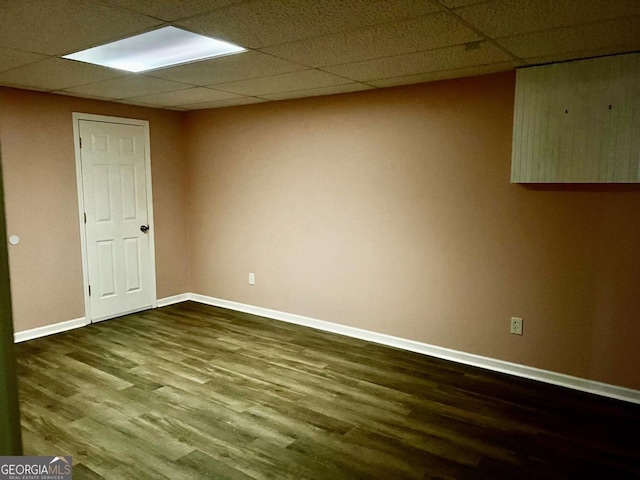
top-left (249, 273), bottom-right (255, 285)
top-left (511, 317), bottom-right (523, 335)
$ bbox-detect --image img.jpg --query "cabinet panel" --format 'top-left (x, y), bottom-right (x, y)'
top-left (511, 53), bottom-right (640, 183)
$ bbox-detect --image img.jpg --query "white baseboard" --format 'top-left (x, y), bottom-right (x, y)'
top-left (14, 317), bottom-right (86, 343)
top-left (185, 293), bottom-right (640, 405)
top-left (156, 293), bottom-right (191, 308)
top-left (16, 293), bottom-right (640, 404)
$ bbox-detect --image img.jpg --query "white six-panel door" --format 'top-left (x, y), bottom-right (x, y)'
top-left (76, 116), bottom-right (155, 322)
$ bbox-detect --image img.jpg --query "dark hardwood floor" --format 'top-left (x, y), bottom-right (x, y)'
top-left (14, 301), bottom-right (640, 479)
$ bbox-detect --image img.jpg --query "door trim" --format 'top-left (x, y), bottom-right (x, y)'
top-left (72, 113), bottom-right (157, 324)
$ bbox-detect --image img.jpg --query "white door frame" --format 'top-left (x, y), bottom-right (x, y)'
top-left (72, 112), bottom-right (157, 325)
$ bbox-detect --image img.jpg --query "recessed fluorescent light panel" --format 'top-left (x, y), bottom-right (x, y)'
top-left (63, 26), bottom-right (245, 73)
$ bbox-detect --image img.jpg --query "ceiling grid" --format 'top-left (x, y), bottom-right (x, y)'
top-left (0, 0), bottom-right (637, 110)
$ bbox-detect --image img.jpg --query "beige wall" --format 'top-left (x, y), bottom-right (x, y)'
top-left (1, 72), bottom-right (639, 391)
top-left (185, 72), bottom-right (640, 390)
top-left (0, 87), bottom-right (189, 332)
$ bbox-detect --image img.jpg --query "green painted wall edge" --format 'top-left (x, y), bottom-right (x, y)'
top-left (0, 129), bottom-right (22, 454)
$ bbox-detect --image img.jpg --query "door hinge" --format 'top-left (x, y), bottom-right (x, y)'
top-left (79, 137), bottom-right (82, 149)
top-left (84, 212), bottom-right (87, 224)
top-left (88, 285), bottom-right (91, 296)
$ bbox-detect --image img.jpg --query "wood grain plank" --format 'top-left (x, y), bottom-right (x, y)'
top-left (15, 302), bottom-right (640, 479)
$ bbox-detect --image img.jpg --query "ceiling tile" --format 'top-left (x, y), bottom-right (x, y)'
top-left (261, 12), bottom-right (480, 67)
top-left (110, 98), bottom-right (184, 111)
top-left (368, 61), bottom-right (521, 87)
top-left (526, 45), bottom-right (640, 67)
top-left (51, 90), bottom-right (121, 102)
top-left (1, 0), bottom-right (637, 109)
top-left (176, 0), bottom-right (442, 49)
top-left (146, 51), bottom-right (307, 86)
top-left (258, 83), bottom-right (374, 101)
top-left (126, 87), bottom-right (242, 107)
top-left (455, 0), bottom-right (640, 38)
top-left (62, 76), bottom-right (191, 99)
top-left (0, 47), bottom-right (47, 74)
top-left (0, 0), bottom-right (162, 56)
top-left (181, 97), bottom-right (268, 110)
top-left (100, 0), bottom-right (244, 21)
top-left (322, 42), bottom-right (513, 82)
top-left (213, 69), bottom-right (354, 96)
top-left (0, 58), bottom-right (127, 91)
top-left (498, 17), bottom-right (640, 59)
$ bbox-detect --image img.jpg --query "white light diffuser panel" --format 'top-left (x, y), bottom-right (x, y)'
top-left (63, 26), bottom-right (245, 73)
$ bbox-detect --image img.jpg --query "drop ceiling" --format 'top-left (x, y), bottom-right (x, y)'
top-left (0, 0), bottom-right (638, 111)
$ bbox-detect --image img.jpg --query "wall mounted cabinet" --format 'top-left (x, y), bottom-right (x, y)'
top-left (511, 52), bottom-right (640, 183)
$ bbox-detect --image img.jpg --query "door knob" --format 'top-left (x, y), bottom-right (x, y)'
top-left (140, 225), bottom-right (149, 233)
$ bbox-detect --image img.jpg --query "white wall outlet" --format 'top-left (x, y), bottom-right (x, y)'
top-left (249, 273), bottom-right (255, 285)
top-left (511, 317), bottom-right (523, 335)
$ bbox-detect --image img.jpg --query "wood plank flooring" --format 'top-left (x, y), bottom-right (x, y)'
top-left (14, 301), bottom-right (640, 479)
